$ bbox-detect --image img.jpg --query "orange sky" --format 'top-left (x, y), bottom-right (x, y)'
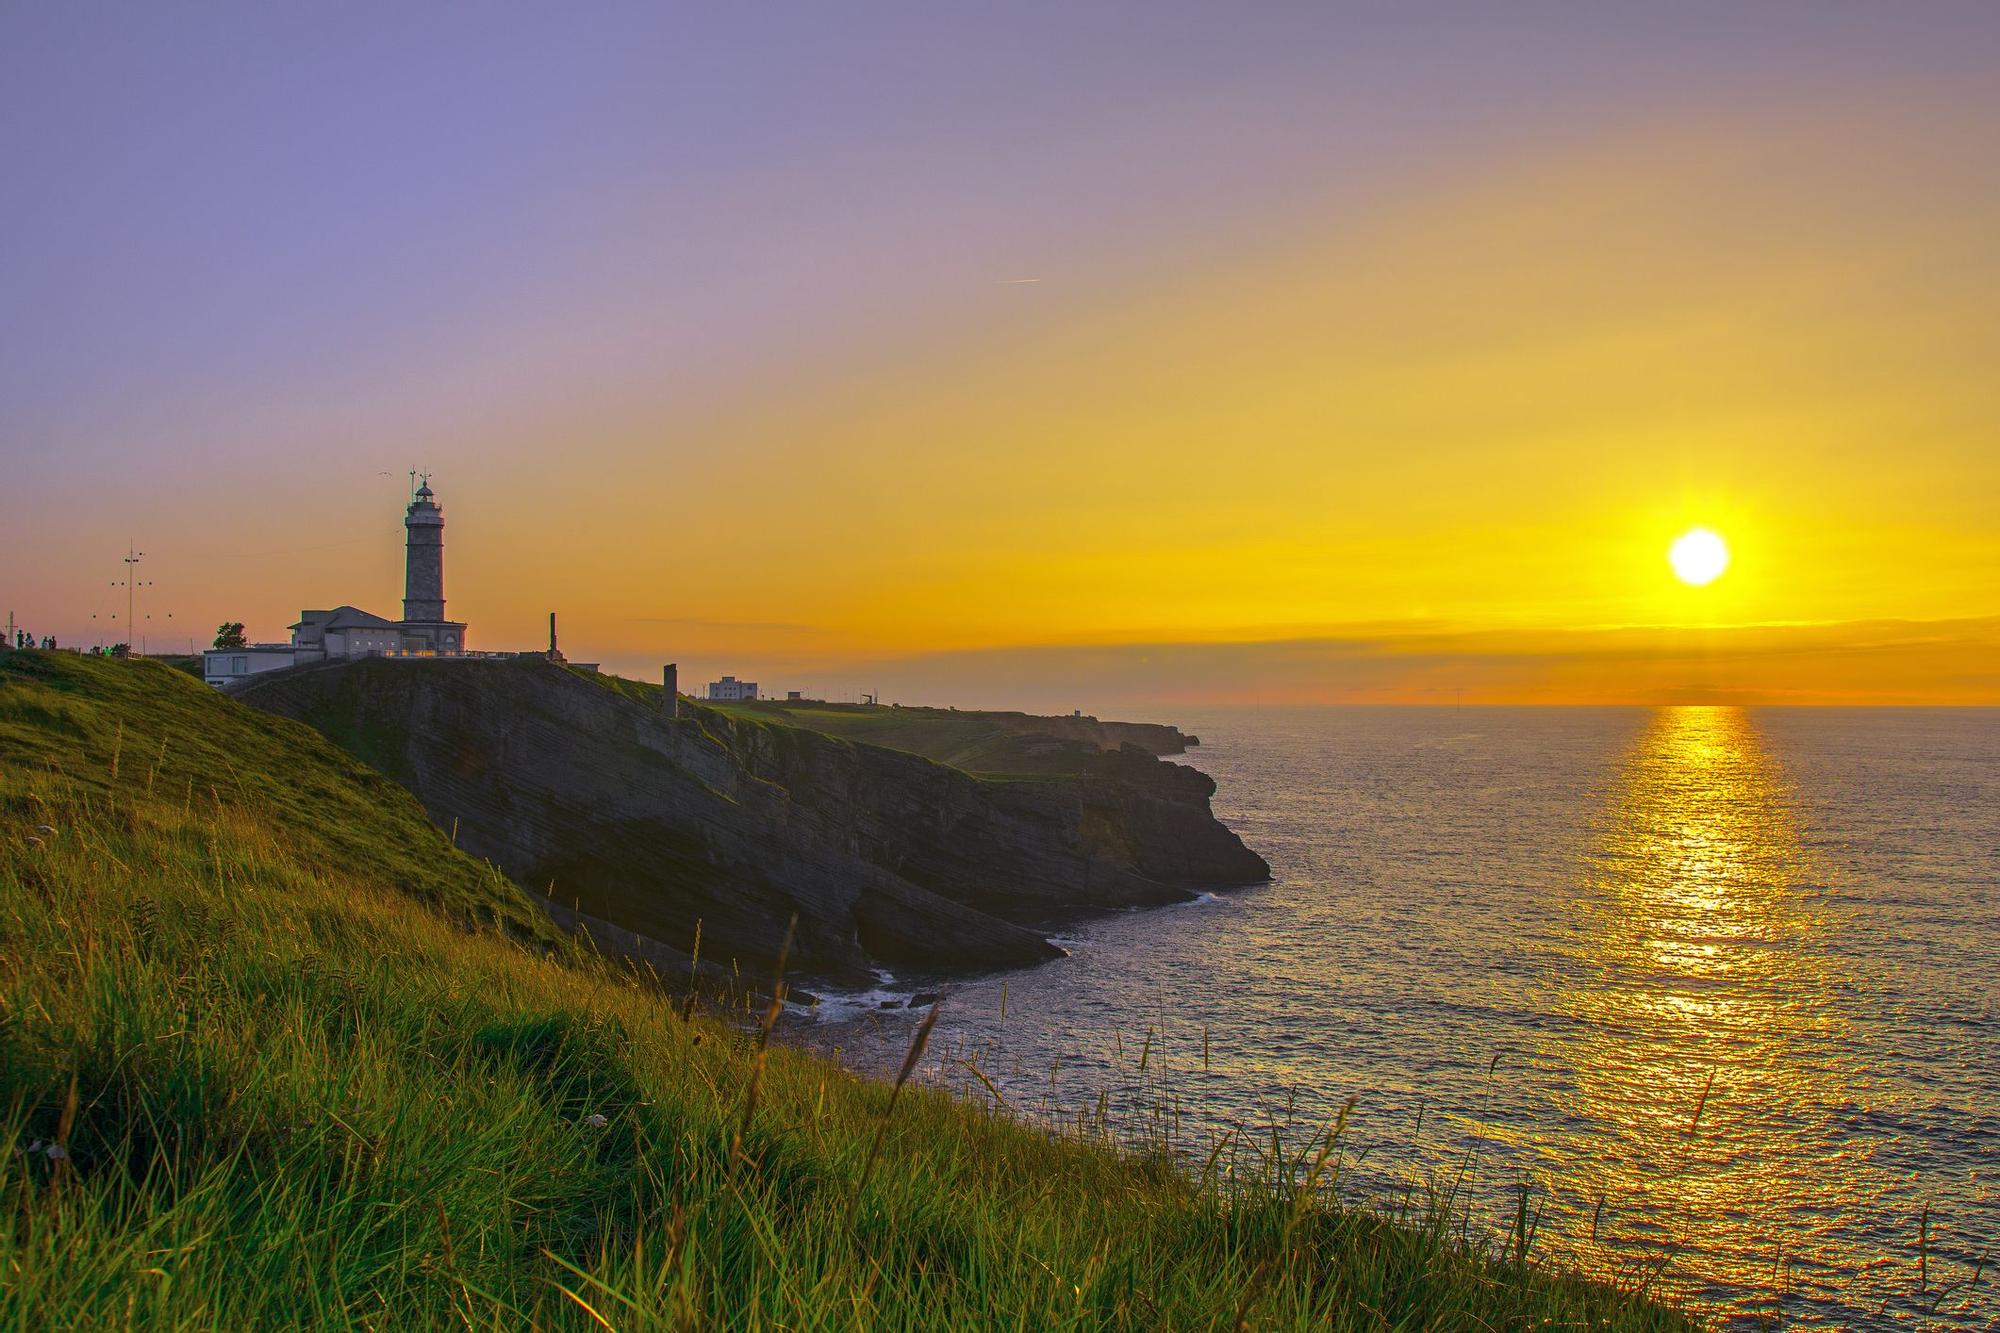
top-left (5, 9), bottom-right (1997, 708)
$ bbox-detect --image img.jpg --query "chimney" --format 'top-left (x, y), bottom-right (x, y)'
top-left (662, 663), bottom-right (679, 718)
top-left (549, 611), bottom-right (557, 656)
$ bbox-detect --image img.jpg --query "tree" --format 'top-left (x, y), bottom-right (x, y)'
top-left (213, 622), bottom-right (247, 650)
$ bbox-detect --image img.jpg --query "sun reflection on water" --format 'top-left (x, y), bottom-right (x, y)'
top-left (812, 706), bottom-right (1997, 1329)
top-left (1547, 706), bottom-right (1855, 1321)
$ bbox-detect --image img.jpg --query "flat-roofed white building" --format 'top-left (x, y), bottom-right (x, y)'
top-left (202, 644), bottom-right (299, 687)
top-left (706, 675), bottom-right (759, 701)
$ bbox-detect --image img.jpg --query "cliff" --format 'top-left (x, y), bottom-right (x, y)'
top-left (236, 659), bottom-right (1267, 985)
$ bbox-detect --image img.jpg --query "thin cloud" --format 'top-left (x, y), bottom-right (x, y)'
top-left (623, 616), bottom-right (819, 632)
top-left (790, 616), bottom-right (2000, 710)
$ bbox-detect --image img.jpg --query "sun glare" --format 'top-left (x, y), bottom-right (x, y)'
top-left (1669, 527), bottom-right (1730, 587)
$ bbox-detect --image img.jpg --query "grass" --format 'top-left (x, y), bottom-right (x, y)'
top-left (0, 651), bottom-right (553, 944)
top-left (573, 671), bottom-right (1019, 774)
top-left (718, 704), bottom-right (1004, 762)
top-left (697, 700), bottom-right (1109, 777)
top-left (0, 650), bottom-right (1701, 1329)
top-left (576, 671), bottom-right (1109, 778)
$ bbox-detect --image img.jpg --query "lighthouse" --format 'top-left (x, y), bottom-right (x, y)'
top-left (403, 478), bottom-right (446, 623)
top-left (275, 476), bottom-right (469, 666)
top-left (393, 476), bottom-right (467, 654)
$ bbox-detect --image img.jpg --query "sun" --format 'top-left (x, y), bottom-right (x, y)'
top-left (1668, 527), bottom-right (1730, 586)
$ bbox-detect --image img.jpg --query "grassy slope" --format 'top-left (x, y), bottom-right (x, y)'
top-left (698, 699), bottom-right (1096, 776)
top-left (1, 652), bottom-right (551, 942)
top-left (0, 652), bottom-right (1699, 1330)
top-left (725, 704), bottom-right (1002, 761)
top-left (580, 673), bottom-right (1004, 763)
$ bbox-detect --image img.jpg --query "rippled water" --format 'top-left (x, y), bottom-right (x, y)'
top-left (812, 707), bottom-right (1999, 1329)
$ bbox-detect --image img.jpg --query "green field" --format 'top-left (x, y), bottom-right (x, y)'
top-left (0, 651), bottom-right (1698, 1329)
top-left (698, 699), bottom-right (1143, 777)
top-left (582, 676), bottom-right (1039, 770)
top-left (708, 701), bottom-right (1005, 762)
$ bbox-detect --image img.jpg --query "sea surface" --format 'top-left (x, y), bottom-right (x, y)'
top-left (810, 707), bottom-right (1999, 1330)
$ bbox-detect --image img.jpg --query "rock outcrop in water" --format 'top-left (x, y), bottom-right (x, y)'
top-left (236, 659), bottom-right (1267, 984)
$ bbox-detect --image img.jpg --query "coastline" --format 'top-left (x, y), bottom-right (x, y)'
top-left (0, 649), bottom-right (1700, 1330)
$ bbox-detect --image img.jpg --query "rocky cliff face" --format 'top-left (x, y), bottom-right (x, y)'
top-left (237, 660), bottom-right (1267, 984)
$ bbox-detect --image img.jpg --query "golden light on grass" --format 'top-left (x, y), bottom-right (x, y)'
top-left (1668, 528), bottom-right (1731, 587)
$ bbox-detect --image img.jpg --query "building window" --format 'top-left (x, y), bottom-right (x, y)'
top-left (232, 656), bottom-right (248, 673)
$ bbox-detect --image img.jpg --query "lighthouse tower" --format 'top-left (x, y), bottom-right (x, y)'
top-left (396, 477), bottom-right (466, 654)
top-left (403, 478), bottom-right (446, 623)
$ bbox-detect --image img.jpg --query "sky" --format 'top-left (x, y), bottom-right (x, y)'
top-left (3, 2), bottom-right (1997, 709)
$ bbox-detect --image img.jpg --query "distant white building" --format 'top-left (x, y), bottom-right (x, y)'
top-left (707, 675), bottom-right (759, 701)
top-left (202, 644), bottom-right (301, 686)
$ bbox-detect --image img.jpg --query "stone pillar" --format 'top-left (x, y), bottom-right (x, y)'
top-left (662, 663), bottom-right (678, 718)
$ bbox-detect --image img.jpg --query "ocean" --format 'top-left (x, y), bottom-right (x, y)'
top-left (810, 707), bottom-right (1999, 1329)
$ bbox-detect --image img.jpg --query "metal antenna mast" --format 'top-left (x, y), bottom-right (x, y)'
top-left (114, 543), bottom-right (151, 651)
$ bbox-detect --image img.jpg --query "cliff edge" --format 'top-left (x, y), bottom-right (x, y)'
top-left (236, 659), bottom-right (1267, 984)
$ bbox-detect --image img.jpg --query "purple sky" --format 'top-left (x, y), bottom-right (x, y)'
top-left (12, 3), bottom-right (1989, 471)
